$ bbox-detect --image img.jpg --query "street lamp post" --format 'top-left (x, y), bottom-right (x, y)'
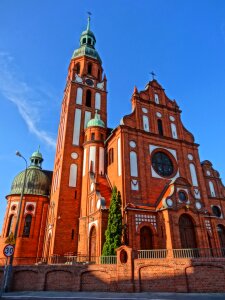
top-left (3, 151), bottom-right (28, 293)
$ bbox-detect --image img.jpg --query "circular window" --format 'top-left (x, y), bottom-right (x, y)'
top-left (212, 206), bottom-right (221, 218)
top-left (178, 191), bottom-right (188, 202)
top-left (26, 204), bottom-right (34, 212)
top-left (152, 151), bottom-right (174, 177)
top-left (11, 205), bottom-right (16, 211)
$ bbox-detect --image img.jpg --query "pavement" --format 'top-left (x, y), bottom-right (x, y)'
top-left (1, 291), bottom-right (225, 300)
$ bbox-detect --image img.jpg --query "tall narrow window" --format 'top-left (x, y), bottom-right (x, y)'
top-left (154, 94), bottom-right (159, 104)
top-left (157, 119), bottom-right (164, 136)
top-left (69, 164), bottom-right (78, 187)
top-left (91, 133), bottom-right (95, 141)
top-left (209, 181), bottom-right (216, 197)
top-left (143, 115), bottom-right (150, 132)
top-left (130, 151), bottom-right (138, 177)
top-left (95, 93), bottom-right (101, 110)
top-left (189, 163), bottom-right (198, 186)
top-left (6, 215), bottom-right (14, 237)
top-left (76, 63), bottom-right (80, 74)
top-left (76, 87), bottom-right (83, 105)
top-left (87, 63), bottom-right (92, 75)
top-left (87, 38), bottom-right (92, 45)
top-left (23, 215), bottom-right (32, 237)
top-left (86, 90), bottom-right (92, 107)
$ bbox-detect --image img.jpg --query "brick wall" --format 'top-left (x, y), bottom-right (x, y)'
top-left (1, 246), bottom-right (225, 293)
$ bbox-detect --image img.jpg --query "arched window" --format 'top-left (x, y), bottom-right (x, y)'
top-left (87, 63), bottom-right (92, 75)
top-left (157, 119), bottom-right (163, 136)
top-left (143, 115), bottom-right (150, 132)
top-left (23, 215), bottom-right (32, 237)
top-left (76, 63), bottom-right (80, 74)
top-left (6, 214), bottom-right (14, 237)
top-left (86, 90), bottom-right (92, 107)
top-left (69, 164), bottom-right (78, 188)
top-left (171, 123), bottom-right (178, 139)
top-left (130, 151), bottom-right (138, 177)
top-left (140, 226), bottom-right (153, 250)
top-left (76, 87), bottom-right (83, 104)
top-left (89, 226), bottom-right (96, 261)
top-left (189, 163), bottom-right (198, 186)
top-left (209, 181), bottom-right (216, 197)
top-left (179, 214), bottom-right (197, 249)
top-left (95, 93), bottom-right (101, 110)
top-left (108, 148), bottom-right (114, 165)
top-left (82, 38), bottom-right (86, 44)
top-left (154, 94), bottom-right (159, 104)
top-left (217, 225), bottom-right (225, 251)
top-left (87, 38), bottom-right (92, 45)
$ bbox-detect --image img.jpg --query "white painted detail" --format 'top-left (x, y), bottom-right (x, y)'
top-left (88, 221), bottom-right (98, 233)
top-left (89, 146), bottom-right (96, 172)
top-left (149, 145), bottom-right (178, 161)
top-left (143, 115), bottom-right (150, 132)
top-left (154, 94), bottom-right (159, 104)
top-left (99, 147), bottom-right (104, 175)
top-left (189, 163), bottom-right (198, 186)
top-left (95, 93), bottom-right (101, 110)
top-left (76, 87), bottom-right (83, 104)
top-left (209, 181), bottom-right (216, 197)
top-left (135, 214), bottom-right (157, 231)
top-left (72, 109), bottom-right (81, 145)
top-left (169, 116), bottom-right (175, 122)
top-left (97, 81), bottom-right (104, 90)
top-left (71, 152), bottom-right (78, 159)
top-left (84, 111), bottom-right (91, 129)
top-left (130, 151), bottom-right (138, 177)
top-left (75, 74), bottom-right (82, 83)
top-left (83, 149), bottom-right (87, 176)
top-left (194, 188), bottom-right (201, 199)
top-left (206, 170), bottom-right (211, 176)
top-left (131, 179), bottom-right (139, 190)
top-left (25, 202), bottom-right (36, 215)
top-left (188, 154), bottom-right (193, 160)
top-left (156, 112), bottom-right (162, 118)
top-left (171, 123), bottom-right (178, 139)
top-left (129, 141), bottom-right (136, 148)
top-left (69, 164), bottom-right (77, 187)
top-left (195, 202), bottom-right (202, 210)
top-left (166, 198), bottom-right (173, 207)
top-left (142, 107), bottom-right (148, 113)
top-left (91, 182), bottom-right (95, 192)
top-left (117, 138), bottom-right (122, 176)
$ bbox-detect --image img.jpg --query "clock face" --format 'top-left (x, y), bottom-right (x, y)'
top-left (85, 78), bottom-right (94, 86)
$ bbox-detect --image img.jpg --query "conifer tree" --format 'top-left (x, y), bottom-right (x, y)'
top-left (102, 186), bottom-right (122, 256)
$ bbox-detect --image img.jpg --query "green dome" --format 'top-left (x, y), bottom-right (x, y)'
top-left (87, 112), bottom-right (105, 128)
top-left (72, 16), bottom-right (102, 63)
top-left (10, 168), bottom-right (50, 196)
top-left (31, 151), bottom-right (43, 159)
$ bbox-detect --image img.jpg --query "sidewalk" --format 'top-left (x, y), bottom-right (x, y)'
top-left (1, 291), bottom-right (225, 300)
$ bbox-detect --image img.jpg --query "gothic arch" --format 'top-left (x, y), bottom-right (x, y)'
top-left (89, 226), bottom-right (97, 260)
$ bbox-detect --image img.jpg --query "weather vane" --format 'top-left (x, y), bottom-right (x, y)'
top-left (150, 71), bottom-right (156, 80)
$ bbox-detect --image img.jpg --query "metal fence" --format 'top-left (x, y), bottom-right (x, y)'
top-left (138, 249), bottom-right (168, 259)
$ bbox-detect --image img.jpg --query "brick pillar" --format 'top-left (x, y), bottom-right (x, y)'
top-left (116, 245), bottom-right (135, 292)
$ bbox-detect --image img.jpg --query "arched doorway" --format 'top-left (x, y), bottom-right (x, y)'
top-left (217, 225), bottom-right (225, 256)
top-left (140, 226), bottom-right (153, 250)
top-left (179, 214), bottom-right (197, 248)
top-left (89, 226), bottom-right (96, 261)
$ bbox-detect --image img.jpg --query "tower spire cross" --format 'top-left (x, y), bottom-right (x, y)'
top-left (150, 71), bottom-right (156, 80)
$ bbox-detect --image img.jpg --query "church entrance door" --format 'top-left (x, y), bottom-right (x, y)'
top-left (140, 226), bottom-right (153, 250)
top-left (179, 214), bottom-right (197, 249)
top-left (89, 226), bottom-right (96, 261)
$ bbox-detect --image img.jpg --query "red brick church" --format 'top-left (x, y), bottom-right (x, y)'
top-left (1, 17), bottom-right (225, 263)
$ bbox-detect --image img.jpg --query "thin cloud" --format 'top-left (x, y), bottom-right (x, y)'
top-left (0, 52), bottom-right (56, 148)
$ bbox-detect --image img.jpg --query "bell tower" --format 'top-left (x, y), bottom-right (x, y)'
top-left (45, 17), bottom-right (107, 256)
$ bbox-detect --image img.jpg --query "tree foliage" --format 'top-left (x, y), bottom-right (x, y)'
top-left (102, 186), bottom-right (122, 256)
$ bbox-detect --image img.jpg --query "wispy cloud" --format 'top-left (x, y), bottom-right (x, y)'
top-left (0, 52), bottom-right (56, 148)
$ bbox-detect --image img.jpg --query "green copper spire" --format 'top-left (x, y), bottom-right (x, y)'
top-left (29, 147), bottom-right (43, 169)
top-left (87, 110), bottom-right (105, 128)
top-left (72, 16), bottom-right (102, 63)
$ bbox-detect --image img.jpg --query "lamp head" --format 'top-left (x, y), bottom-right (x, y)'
top-left (16, 151), bottom-right (22, 157)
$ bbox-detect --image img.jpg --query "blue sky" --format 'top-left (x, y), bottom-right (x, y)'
top-left (0, 0), bottom-right (225, 230)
